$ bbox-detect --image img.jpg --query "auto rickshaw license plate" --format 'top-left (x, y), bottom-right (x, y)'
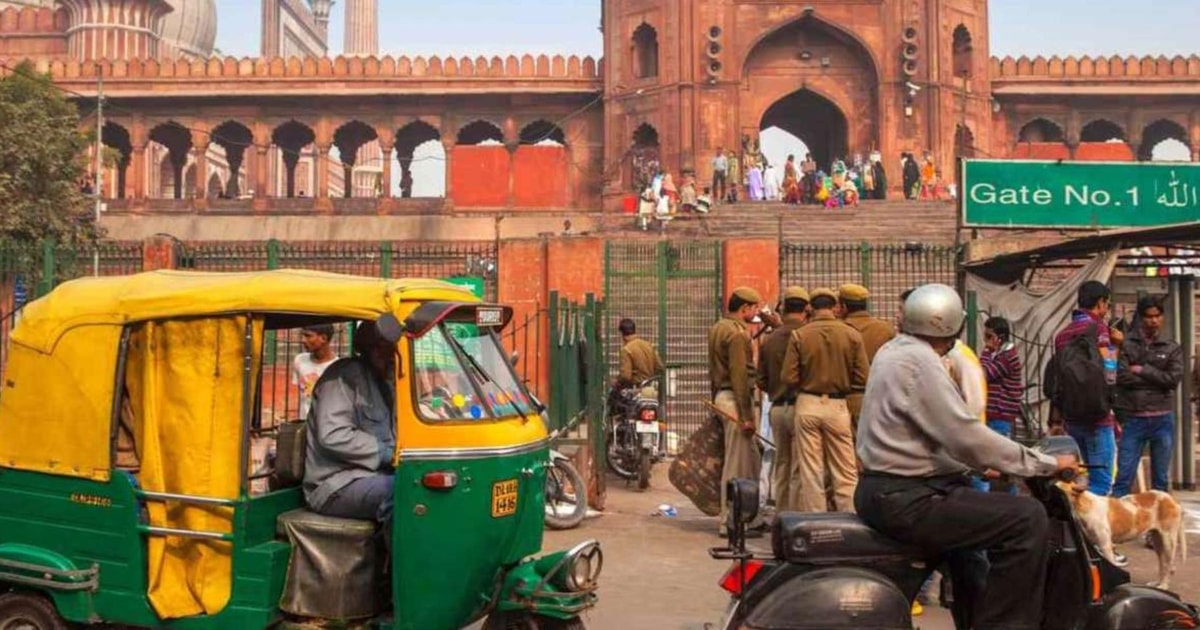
top-left (491, 479), bottom-right (519, 518)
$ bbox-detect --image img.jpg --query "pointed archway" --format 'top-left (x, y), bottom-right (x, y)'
top-left (760, 89), bottom-right (848, 169)
top-left (742, 13), bottom-right (879, 166)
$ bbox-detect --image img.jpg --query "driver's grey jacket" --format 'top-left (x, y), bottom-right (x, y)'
top-left (857, 335), bottom-right (1058, 478)
top-left (304, 357), bottom-right (396, 511)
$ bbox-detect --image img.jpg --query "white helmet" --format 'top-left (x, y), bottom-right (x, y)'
top-left (902, 284), bottom-right (965, 338)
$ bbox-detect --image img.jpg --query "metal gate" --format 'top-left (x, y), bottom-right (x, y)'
top-left (779, 243), bottom-right (960, 320)
top-left (604, 241), bottom-right (722, 440)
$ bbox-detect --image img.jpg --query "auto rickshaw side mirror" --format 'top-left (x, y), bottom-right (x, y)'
top-left (376, 313), bottom-right (404, 345)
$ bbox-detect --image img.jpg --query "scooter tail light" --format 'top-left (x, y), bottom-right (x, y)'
top-left (422, 471), bottom-right (458, 490)
top-left (718, 559), bottom-right (765, 595)
top-left (1089, 564), bottom-right (1102, 601)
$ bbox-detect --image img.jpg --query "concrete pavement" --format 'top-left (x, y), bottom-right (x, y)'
top-left (543, 470), bottom-right (1200, 630)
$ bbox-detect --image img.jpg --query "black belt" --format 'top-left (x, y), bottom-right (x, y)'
top-left (799, 390), bottom-right (847, 399)
top-left (772, 396), bottom-right (797, 406)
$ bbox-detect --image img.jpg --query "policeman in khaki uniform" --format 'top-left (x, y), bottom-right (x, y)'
top-left (782, 288), bottom-right (870, 513)
top-left (756, 287), bottom-right (810, 511)
top-left (837, 283), bottom-right (897, 425)
top-left (616, 318), bottom-right (663, 394)
top-left (709, 286), bottom-right (766, 536)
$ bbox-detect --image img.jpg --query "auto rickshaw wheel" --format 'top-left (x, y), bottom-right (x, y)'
top-left (0, 592), bottom-right (69, 630)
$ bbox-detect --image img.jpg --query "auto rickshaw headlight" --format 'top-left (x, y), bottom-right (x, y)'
top-left (542, 539), bottom-right (602, 592)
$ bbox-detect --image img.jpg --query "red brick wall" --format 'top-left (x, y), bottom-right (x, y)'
top-left (513, 146), bottom-right (569, 208)
top-left (1075, 142), bottom-right (1135, 161)
top-left (451, 146), bottom-right (511, 207)
top-left (546, 237), bottom-right (603, 302)
top-left (498, 239), bottom-right (549, 396)
top-left (1012, 143), bottom-right (1071, 160)
top-left (723, 239), bottom-right (780, 307)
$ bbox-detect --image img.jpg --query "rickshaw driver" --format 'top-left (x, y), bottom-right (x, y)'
top-left (304, 320), bottom-right (398, 534)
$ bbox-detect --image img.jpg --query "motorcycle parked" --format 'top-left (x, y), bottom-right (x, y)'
top-left (710, 436), bottom-right (1200, 630)
top-left (605, 376), bottom-right (663, 490)
top-left (545, 414), bottom-right (589, 530)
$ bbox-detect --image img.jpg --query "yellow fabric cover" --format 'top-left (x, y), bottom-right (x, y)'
top-left (126, 316), bottom-right (262, 620)
top-left (0, 325), bottom-right (120, 481)
top-left (13, 270), bottom-right (476, 354)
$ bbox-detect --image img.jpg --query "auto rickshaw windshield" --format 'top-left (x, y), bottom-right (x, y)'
top-left (412, 322), bottom-right (536, 422)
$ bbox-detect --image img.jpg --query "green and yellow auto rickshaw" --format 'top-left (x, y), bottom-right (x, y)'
top-left (0, 270), bottom-right (599, 629)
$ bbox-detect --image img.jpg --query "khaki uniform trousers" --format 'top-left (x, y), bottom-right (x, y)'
top-left (716, 391), bottom-right (763, 531)
top-left (768, 403), bottom-right (798, 511)
top-left (794, 393), bottom-right (857, 513)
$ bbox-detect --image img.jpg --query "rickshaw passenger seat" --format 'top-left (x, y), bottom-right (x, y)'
top-left (272, 420), bottom-right (307, 488)
top-left (277, 509), bottom-right (384, 619)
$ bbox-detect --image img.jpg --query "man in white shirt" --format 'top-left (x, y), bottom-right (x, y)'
top-left (711, 148), bottom-right (728, 202)
top-left (293, 324), bottom-right (339, 419)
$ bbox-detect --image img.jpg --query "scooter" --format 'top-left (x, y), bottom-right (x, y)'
top-left (710, 436), bottom-right (1200, 630)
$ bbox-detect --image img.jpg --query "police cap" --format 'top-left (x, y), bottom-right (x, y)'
top-left (731, 286), bottom-right (763, 304)
top-left (784, 286), bottom-right (810, 302)
top-left (838, 283), bottom-right (870, 303)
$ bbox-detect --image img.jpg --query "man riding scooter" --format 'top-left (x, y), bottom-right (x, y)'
top-left (856, 284), bottom-right (1077, 630)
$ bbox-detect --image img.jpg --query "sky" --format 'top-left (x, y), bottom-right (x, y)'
top-left (212, 0), bottom-right (1200, 60)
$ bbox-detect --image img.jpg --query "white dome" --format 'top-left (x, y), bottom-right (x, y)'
top-left (158, 0), bottom-right (217, 59)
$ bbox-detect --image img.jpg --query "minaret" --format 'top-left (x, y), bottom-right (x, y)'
top-left (60, 0), bottom-right (172, 60)
top-left (311, 0), bottom-right (334, 42)
top-left (343, 0), bottom-right (378, 56)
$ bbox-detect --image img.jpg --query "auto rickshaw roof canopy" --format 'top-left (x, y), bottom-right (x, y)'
top-left (12, 269), bottom-right (480, 354)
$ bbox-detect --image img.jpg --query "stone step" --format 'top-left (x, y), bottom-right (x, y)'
top-left (600, 199), bottom-right (960, 243)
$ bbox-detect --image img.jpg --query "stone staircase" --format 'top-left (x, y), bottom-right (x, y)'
top-left (599, 199), bottom-right (960, 244)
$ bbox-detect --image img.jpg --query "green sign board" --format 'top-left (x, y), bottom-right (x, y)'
top-left (441, 275), bottom-right (485, 299)
top-left (961, 160), bottom-right (1200, 228)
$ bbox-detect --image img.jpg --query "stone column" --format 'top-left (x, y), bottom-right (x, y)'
top-left (193, 139), bottom-right (210, 210)
top-left (442, 139), bottom-right (455, 207)
top-left (316, 142), bottom-right (332, 211)
top-left (506, 141), bottom-right (518, 209)
top-left (379, 140), bottom-right (394, 199)
top-left (253, 146), bottom-right (269, 211)
top-left (130, 142), bottom-right (148, 202)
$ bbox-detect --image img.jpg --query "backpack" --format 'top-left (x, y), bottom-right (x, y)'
top-left (1043, 323), bottom-right (1110, 424)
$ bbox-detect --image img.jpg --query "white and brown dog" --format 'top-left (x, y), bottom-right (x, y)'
top-left (1060, 482), bottom-right (1189, 590)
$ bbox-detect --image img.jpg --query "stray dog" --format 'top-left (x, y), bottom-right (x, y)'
top-left (1060, 482), bottom-right (1188, 590)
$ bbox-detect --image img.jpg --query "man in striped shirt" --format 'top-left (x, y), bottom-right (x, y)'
top-left (980, 317), bottom-right (1023, 494)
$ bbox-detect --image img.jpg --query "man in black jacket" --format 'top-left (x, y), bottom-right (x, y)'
top-left (1113, 296), bottom-right (1183, 496)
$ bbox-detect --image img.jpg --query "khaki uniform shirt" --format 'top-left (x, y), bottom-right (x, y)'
top-left (708, 316), bottom-right (756, 423)
top-left (782, 312), bottom-right (870, 396)
top-left (619, 336), bottom-right (663, 385)
top-left (756, 316), bottom-right (805, 403)
top-left (844, 311), bottom-right (897, 364)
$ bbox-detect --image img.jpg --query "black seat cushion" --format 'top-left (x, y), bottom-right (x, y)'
top-left (772, 512), bottom-right (928, 564)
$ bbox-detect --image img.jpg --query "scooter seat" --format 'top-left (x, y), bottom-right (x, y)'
top-left (772, 512), bottom-right (928, 564)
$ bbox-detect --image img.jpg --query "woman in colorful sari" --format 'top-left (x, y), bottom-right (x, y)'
top-left (782, 155), bottom-right (801, 204)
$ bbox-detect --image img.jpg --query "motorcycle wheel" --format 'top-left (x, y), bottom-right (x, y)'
top-left (637, 449), bottom-right (651, 490)
top-left (605, 419), bottom-right (638, 480)
top-left (544, 458), bottom-right (588, 530)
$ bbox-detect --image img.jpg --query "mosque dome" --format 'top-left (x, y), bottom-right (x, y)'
top-left (158, 0), bottom-right (217, 59)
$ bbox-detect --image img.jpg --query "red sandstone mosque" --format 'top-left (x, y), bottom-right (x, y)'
top-left (0, 0), bottom-right (1198, 241)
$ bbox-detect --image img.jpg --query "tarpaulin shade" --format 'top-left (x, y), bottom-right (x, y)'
top-left (127, 316), bottom-right (262, 619)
